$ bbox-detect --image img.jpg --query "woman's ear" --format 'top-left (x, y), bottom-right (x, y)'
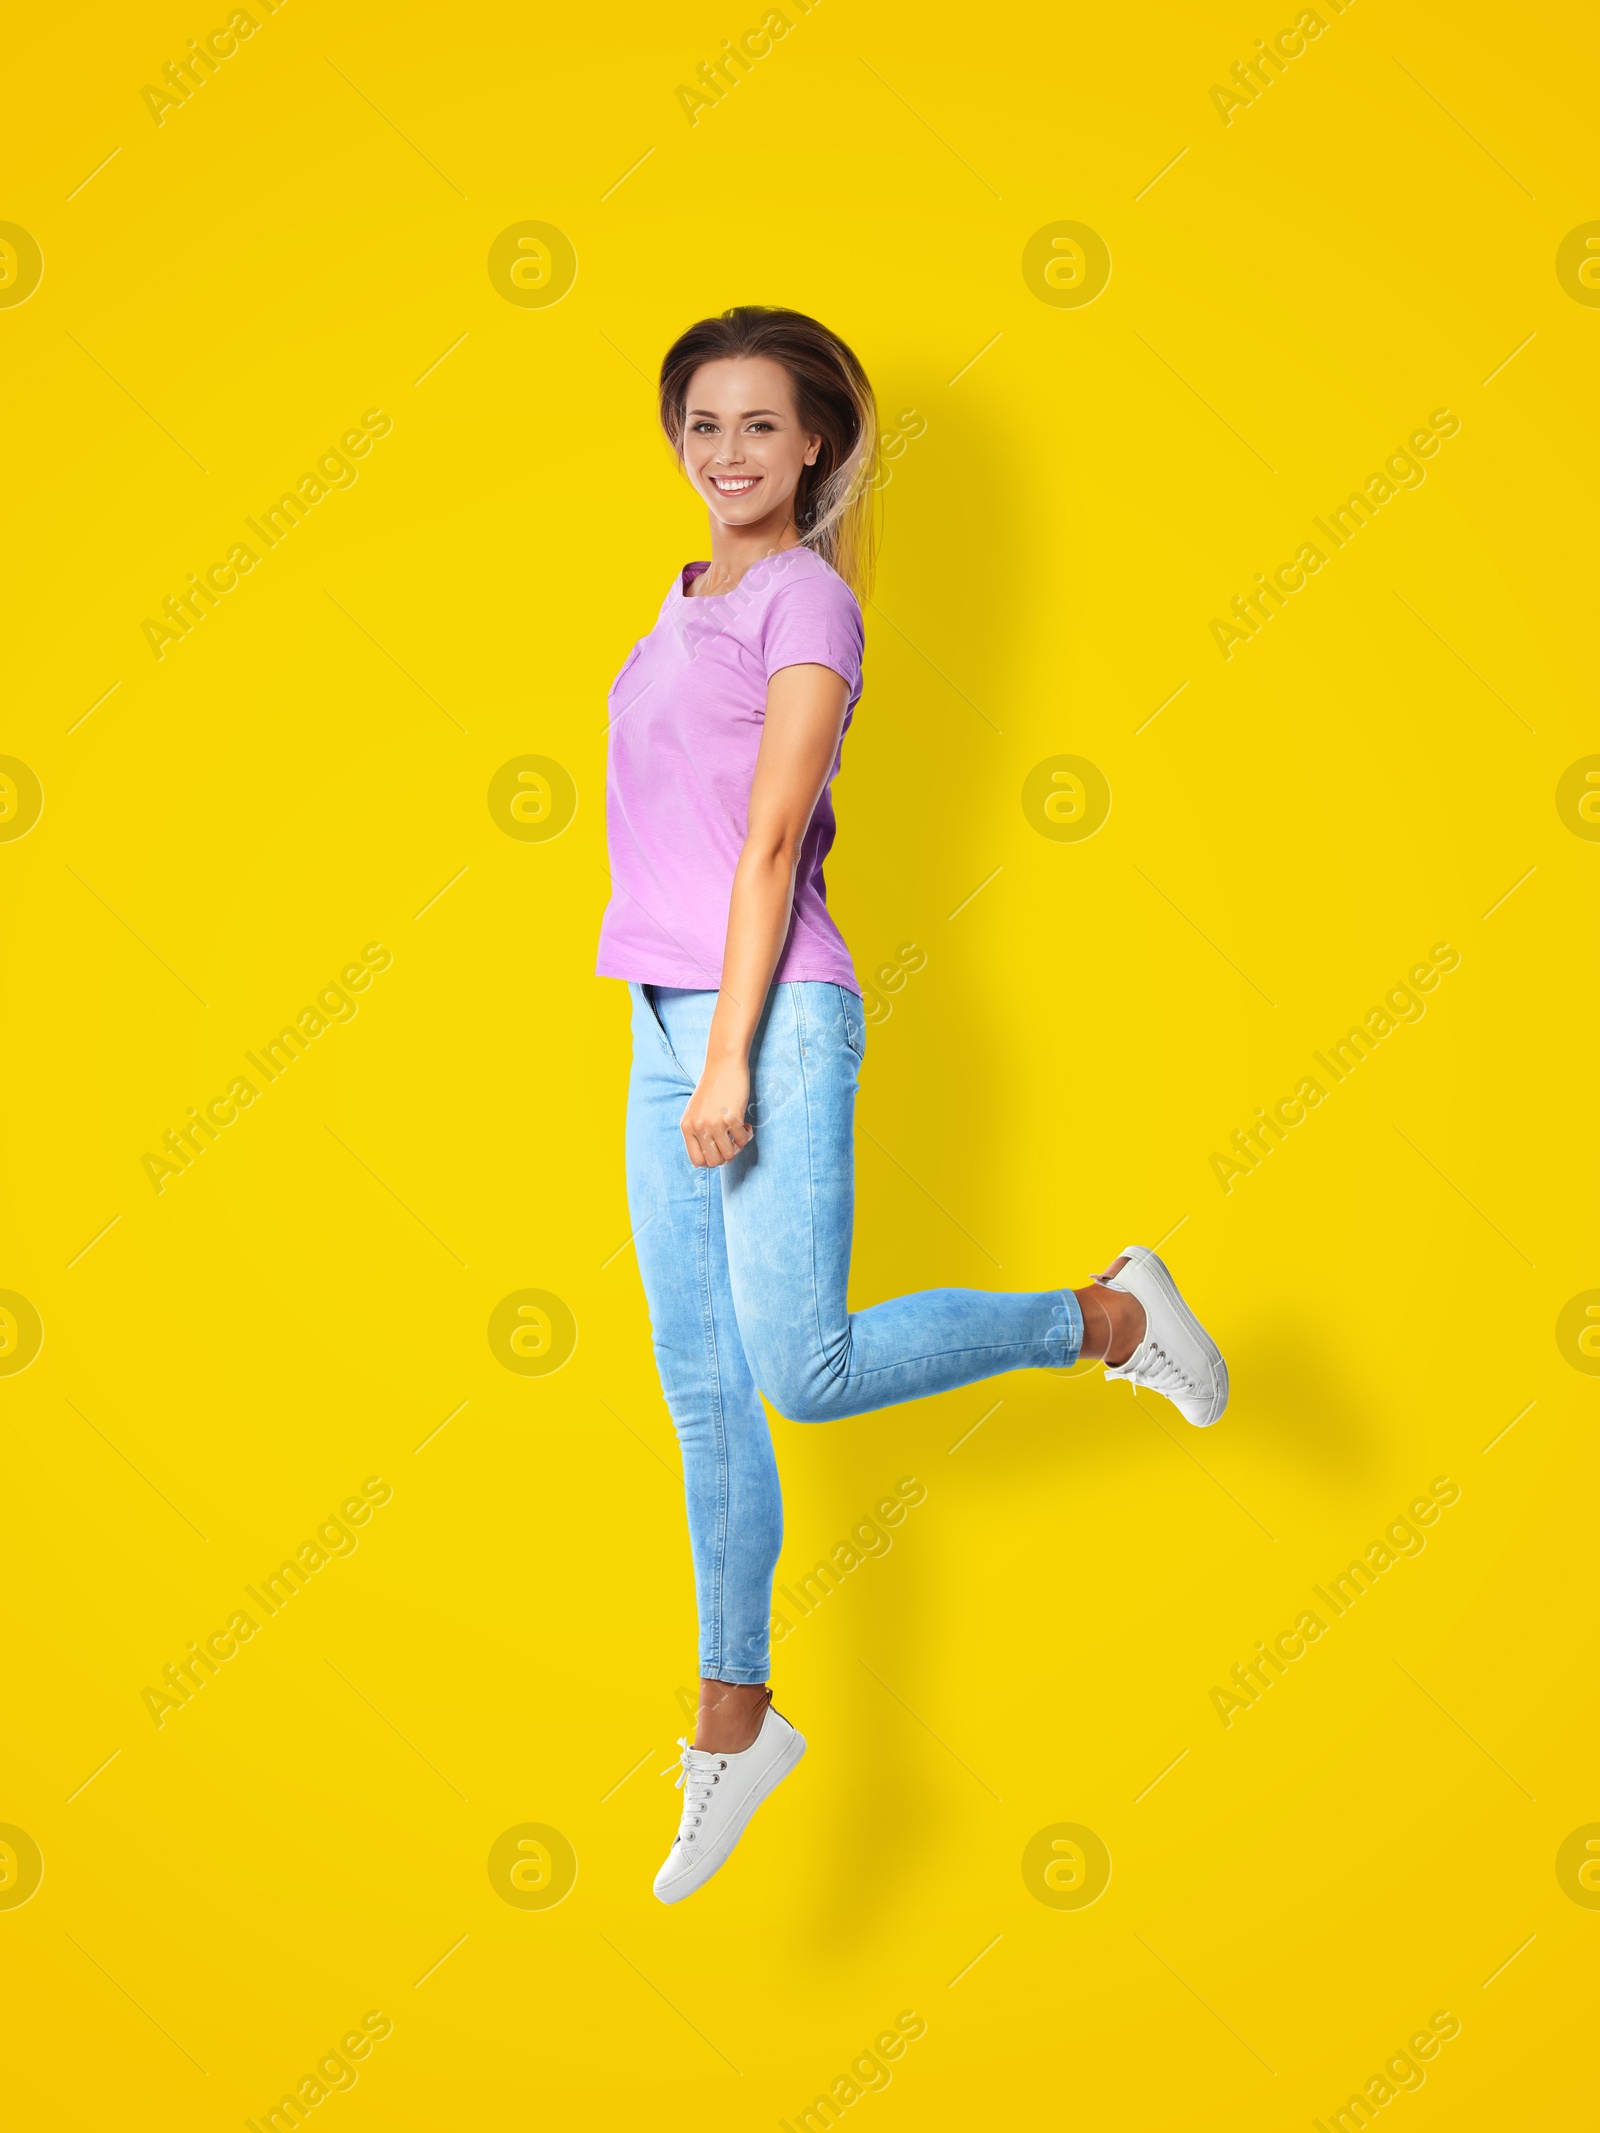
top-left (804, 434), bottom-right (821, 465)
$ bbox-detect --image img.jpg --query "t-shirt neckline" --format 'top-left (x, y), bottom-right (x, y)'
top-left (678, 546), bottom-right (809, 601)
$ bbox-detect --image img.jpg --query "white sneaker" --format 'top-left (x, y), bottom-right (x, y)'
top-left (654, 1704), bottom-right (806, 1905)
top-left (1098, 1246), bottom-right (1228, 1427)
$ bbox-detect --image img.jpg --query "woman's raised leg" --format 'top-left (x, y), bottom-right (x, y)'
top-left (721, 982), bottom-right (1082, 1417)
top-left (720, 983), bottom-right (1226, 1429)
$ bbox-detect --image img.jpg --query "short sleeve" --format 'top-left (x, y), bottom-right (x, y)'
top-left (759, 566), bottom-right (865, 700)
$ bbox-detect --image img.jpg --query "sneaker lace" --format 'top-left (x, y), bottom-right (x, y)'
top-left (661, 1738), bottom-right (725, 1844)
top-left (1131, 1340), bottom-right (1200, 1397)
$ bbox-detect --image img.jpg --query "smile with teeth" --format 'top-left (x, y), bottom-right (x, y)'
top-left (711, 475), bottom-right (760, 494)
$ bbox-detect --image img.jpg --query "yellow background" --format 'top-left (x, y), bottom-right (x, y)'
top-left (4, 0), bottom-right (1596, 2123)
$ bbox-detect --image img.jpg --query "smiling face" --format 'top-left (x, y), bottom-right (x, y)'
top-left (680, 355), bottom-right (821, 535)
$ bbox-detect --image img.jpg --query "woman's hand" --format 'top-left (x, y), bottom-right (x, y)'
top-left (681, 1054), bottom-right (754, 1168)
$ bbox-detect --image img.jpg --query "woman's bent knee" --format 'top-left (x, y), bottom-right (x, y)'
top-left (761, 1368), bottom-right (843, 1426)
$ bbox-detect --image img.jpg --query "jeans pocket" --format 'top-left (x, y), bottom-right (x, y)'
top-left (837, 983), bottom-right (867, 1062)
top-left (635, 983), bottom-right (683, 1069)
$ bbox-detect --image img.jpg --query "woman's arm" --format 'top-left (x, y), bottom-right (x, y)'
top-left (680, 661), bottom-right (851, 1168)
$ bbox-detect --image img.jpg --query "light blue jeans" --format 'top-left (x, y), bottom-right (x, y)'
top-left (626, 980), bottom-right (1084, 1683)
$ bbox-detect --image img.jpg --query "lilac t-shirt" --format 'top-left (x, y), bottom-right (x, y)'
top-left (595, 544), bottom-right (865, 993)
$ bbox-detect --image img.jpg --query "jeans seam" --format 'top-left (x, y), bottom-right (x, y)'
top-left (639, 983), bottom-right (687, 1074)
top-left (837, 982), bottom-right (864, 1063)
top-left (696, 1168), bottom-right (730, 1676)
top-left (839, 1338), bottom-right (1071, 1383)
top-left (1048, 1289), bottom-right (1082, 1367)
top-left (791, 985), bottom-right (844, 1389)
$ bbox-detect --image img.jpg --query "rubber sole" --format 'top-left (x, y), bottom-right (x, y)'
top-left (1118, 1245), bottom-right (1229, 1426)
top-left (653, 1726), bottom-right (807, 1905)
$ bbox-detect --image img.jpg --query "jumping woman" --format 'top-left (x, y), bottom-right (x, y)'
top-left (596, 305), bottom-right (1228, 1905)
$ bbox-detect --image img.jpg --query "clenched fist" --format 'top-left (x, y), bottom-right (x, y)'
top-left (681, 1056), bottom-right (754, 1169)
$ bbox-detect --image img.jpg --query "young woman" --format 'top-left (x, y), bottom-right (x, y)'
top-left (596, 305), bottom-right (1227, 1906)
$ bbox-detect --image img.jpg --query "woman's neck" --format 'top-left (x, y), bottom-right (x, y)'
top-left (694, 512), bottom-right (804, 595)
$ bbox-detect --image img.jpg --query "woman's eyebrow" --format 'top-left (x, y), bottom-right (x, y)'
top-left (686, 407), bottom-right (786, 419)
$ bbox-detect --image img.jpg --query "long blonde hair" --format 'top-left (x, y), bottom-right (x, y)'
top-left (658, 305), bottom-right (878, 603)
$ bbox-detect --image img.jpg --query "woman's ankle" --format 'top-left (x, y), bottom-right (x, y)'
top-left (1073, 1273), bottom-right (1147, 1367)
top-left (695, 1679), bottom-right (771, 1752)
